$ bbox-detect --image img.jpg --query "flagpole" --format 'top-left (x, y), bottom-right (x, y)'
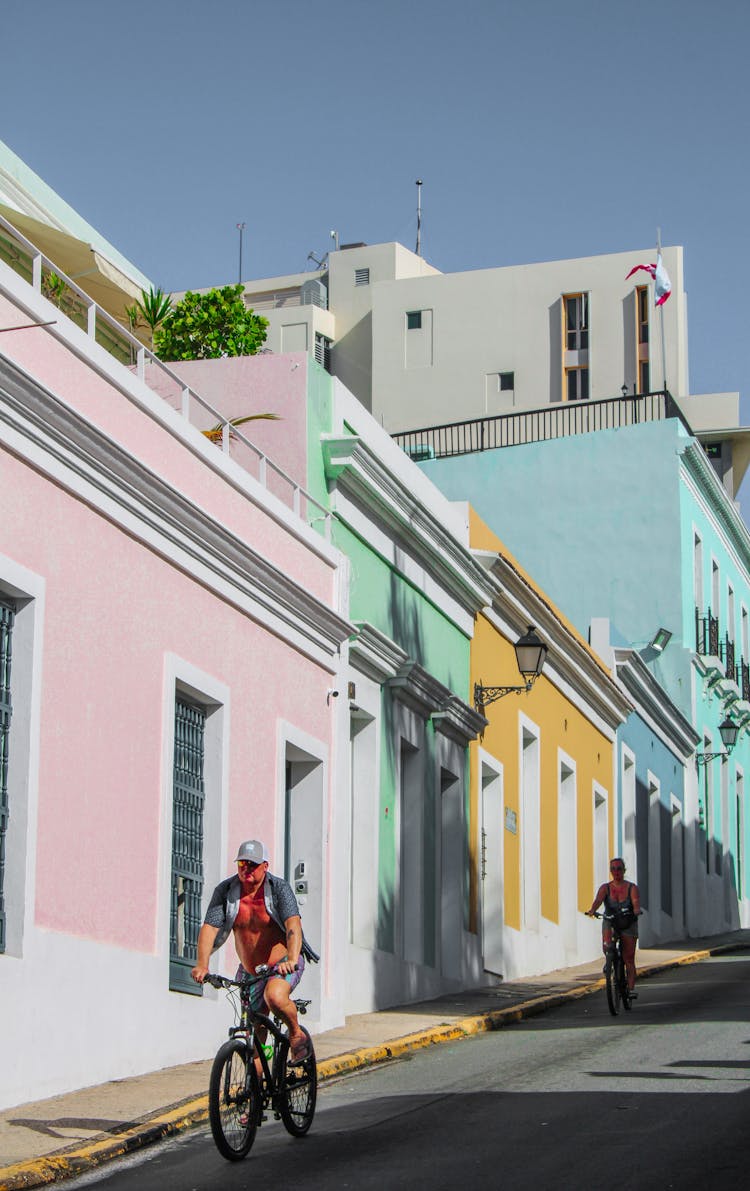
top-left (657, 226), bottom-right (668, 392)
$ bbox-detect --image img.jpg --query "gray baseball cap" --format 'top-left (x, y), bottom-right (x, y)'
top-left (235, 839), bottom-right (269, 865)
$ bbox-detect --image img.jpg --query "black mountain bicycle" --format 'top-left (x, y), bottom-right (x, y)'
top-left (203, 965), bottom-right (317, 1161)
top-left (590, 911), bottom-right (633, 1015)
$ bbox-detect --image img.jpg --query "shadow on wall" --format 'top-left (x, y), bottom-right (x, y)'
top-left (331, 314), bottom-right (373, 413)
top-left (365, 563), bottom-right (467, 1007)
top-left (631, 777), bottom-right (742, 941)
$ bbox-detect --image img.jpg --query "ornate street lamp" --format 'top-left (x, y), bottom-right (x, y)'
top-left (695, 717), bottom-right (739, 766)
top-left (474, 626), bottom-right (548, 712)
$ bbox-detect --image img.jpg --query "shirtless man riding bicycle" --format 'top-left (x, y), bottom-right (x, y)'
top-left (191, 839), bottom-right (318, 1062)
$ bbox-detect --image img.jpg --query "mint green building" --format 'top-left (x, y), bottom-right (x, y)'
top-left (308, 368), bottom-right (490, 1011)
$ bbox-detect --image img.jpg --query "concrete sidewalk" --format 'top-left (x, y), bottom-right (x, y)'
top-left (2, 930), bottom-right (748, 1190)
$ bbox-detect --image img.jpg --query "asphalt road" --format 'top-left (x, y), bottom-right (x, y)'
top-left (68, 951), bottom-right (750, 1191)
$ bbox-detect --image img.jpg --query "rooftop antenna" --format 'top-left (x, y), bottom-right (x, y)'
top-left (415, 180), bottom-right (422, 256)
top-left (236, 222), bottom-right (246, 284)
top-left (330, 229), bottom-right (339, 251)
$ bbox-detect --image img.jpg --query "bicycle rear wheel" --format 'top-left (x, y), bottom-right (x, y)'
top-left (278, 1027), bottom-right (317, 1137)
top-left (604, 953), bottom-right (620, 1016)
top-left (208, 1039), bottom-right (260, 1161)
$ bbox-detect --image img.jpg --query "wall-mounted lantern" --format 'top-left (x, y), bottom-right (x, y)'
top-left (474, 626), bottom-right (548, 712)
top-left (695, 717), bottom-right (739, 766)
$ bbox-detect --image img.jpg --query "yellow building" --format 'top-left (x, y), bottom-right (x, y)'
top-left (468, 511), bottom-right (632, 979)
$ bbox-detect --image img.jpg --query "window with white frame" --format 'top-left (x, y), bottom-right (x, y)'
top-left (736, 772), bottom-right (744, 900)
top-left (0, 598), bottom-right (15, 954)
top-left (694, 533), bottom-right (703, 611)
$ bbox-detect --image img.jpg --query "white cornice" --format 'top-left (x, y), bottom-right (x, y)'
top-left (322, 434), bottom-right (493, 617)
top-left (349, 621), bottom-right (408, 683)
top-left (680, 442), bottom-right (750, 573)
top-left (0, 355), bottom-right (352, 668)
top-left (350, 621), bottom-right (483, 742)
top-left (387, 659), bottom-right (483, 742)
top-left (613, 647), bottom-right (700, 759)
top-left (474, 549), bottom-right (632, 731)
top-left (432, 696), bottom-right (487, 746)
top-left (388, 661), bottom-right (450, 718)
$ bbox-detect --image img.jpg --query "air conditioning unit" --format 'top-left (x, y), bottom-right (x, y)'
top-left (300, 278), bottom-right (328, 309)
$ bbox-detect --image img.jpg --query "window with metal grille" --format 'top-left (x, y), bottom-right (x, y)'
top-left (169, 698), bottom-right (206, 994)
top-left (406, 310), bottom-right (422, 330)
top-left (0, 599), bottom-right (15, 954)
top-left (354, 267), bottom-right (370, 286)
top-left (499, 371), bottom-right (514, 391)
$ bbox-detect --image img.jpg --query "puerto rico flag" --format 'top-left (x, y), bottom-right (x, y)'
top-left (625, 252), bottom-right (672, 305)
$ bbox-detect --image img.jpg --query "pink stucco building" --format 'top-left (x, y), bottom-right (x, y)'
top-left (0, 245), bottom-right (351, 1107)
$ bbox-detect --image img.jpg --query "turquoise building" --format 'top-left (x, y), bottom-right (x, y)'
top-left (420, 414), bottom-right (750, 938)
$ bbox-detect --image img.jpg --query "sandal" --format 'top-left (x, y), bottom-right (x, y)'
top-left (290, 1038), bottom-right (311, 1063)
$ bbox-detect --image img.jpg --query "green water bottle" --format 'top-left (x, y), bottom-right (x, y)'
top-left (261, 1039), bottom-right (274, 1065)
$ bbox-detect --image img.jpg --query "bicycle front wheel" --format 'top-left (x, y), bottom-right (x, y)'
top-left (620, 957), bottom-right (632, 1011)
top-left (279, 1027), bottom-right (317, 1137)
top-left (208, 1039), bottom-right (260, 1161)
top-left (604, 953), bottom-right (620, 1016)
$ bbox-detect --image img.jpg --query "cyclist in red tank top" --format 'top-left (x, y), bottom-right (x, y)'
top-left (586, 857), bottom-right (641, 995)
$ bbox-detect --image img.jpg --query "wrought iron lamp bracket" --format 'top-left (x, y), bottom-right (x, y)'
top-left (474, 680), bottom-right (533, 711)
top-left (695, 750), bottom-right (728, 767)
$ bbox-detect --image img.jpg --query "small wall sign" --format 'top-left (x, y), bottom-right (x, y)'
top-left (504, 807), bottom-right (518, 835)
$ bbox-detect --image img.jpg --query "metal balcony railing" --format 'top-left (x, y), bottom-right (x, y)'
top-left (695, 610), bottom-right (750, 696)
top-left (725, 635), bottom-right (736, 683)
top-left (0, 212), bottom-right (331, 540)
top-left (695, 609), bottom-right (720, 659)
top-left (393, 388), bottom-right (694, 461)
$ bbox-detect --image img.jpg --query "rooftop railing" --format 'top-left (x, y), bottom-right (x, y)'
top-left (393, 388), bottom-right (694, 461)
top-left (0, 212), bottom-right (331, 540)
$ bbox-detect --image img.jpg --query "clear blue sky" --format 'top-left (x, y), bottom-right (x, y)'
top-left (3, 0), bottom-right (750, 499)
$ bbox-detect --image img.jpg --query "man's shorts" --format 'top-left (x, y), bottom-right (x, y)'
top-left (236, 955), bottom-right (305, 1014)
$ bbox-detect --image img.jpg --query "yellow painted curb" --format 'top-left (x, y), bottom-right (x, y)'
top-left (0, 1100), bottom-right (208, 1190)
top-left (0, 941), bottom-right (743, 1190)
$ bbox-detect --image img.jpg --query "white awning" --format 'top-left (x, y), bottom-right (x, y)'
top-left (0, 202), bottom-right (143, 322)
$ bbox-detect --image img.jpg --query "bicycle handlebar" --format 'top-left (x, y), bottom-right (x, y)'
top-left (203, 962), bottom-right (299, 990)
top-left (586, 910), bottom-right (642, 919)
